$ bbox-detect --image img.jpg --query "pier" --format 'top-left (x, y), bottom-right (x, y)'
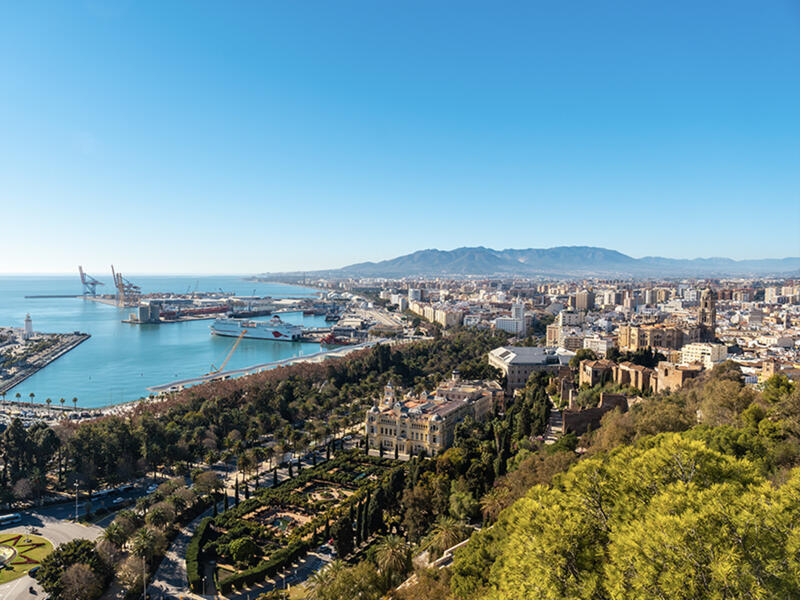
top-left (147, 338), bottom-right (385, 394)
top-left (24, 294), bottom-right (81, 299)
top-left (0, 333), bottom-right (91, 395)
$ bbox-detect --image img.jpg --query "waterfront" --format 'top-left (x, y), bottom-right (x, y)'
top-left (0, 275), bottom-right (325, 408)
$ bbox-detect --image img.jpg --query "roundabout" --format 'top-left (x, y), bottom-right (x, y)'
top-left (0, 533), bottom-right (53, 584)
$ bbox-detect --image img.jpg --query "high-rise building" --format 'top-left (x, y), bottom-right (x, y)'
top-left (23, 313), bottom-right (33, 340)
top-left (698, 288), bottom-right (717, 341)
top-left (511, 302), bottom-right (524, 321)
top-left (575, 290), bottom-right (595, 311)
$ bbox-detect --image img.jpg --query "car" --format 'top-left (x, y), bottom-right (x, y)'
top-left (343, 435), bottom-right (353, 441)
top-left (112, 497), bottom-right (124, 505)
top-left (28, 566), bottom-right (40, 577)
top-left (146, 484), bottom-right (158, 493)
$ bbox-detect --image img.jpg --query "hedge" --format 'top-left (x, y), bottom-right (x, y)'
top-left (218, 539), bottom-right (312, 594)
top-left (187, 517), bottom-right (213, 593)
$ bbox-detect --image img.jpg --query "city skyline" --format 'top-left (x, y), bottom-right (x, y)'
top-left (2, 1), bottom-right (799, 274)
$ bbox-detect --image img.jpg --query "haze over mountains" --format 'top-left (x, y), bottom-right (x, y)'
top-left (267, 246), bottom-right (800, 278)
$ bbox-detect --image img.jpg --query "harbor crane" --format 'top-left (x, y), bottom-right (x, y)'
top-left (208, 329), bottom-right (247, 375)
top-left (110, 265), bottom-right (142, 307)
top-left (78, 266), bottom-right (104, 296)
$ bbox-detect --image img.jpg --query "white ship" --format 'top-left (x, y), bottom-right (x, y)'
top-left (210, 316), bottom-right (302, 341)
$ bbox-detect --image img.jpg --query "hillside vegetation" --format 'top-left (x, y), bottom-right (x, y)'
top-left (448, 367), bottom-right (800, 600)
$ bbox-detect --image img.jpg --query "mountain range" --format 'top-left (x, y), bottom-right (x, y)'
top-left (265, 246), bottom-right (800, 278)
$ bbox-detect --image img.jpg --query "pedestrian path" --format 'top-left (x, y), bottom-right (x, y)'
top-left (149, 451), bottom-right (325, 599)
top-left (544, 400), bottom-right (563, 445)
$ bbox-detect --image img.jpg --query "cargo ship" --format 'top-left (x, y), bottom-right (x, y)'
top-left (210, 316), bottom-right (302, 341)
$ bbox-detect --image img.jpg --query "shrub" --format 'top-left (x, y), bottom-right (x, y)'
top-left (186, 517), bottom-right (212, 593)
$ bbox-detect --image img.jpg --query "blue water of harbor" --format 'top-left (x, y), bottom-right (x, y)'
top-left (0, 275), bottom-right (327, 408)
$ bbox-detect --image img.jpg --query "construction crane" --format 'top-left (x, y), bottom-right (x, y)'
top-left (110, 265), bottom-right (142, 307)
top-left (78, 266), bottom-right (104, 296)
top-left (208, 329), bottom-right (247, 375)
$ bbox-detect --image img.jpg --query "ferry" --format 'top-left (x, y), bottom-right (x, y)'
top-left (210, 316), bottom-right (302, 341)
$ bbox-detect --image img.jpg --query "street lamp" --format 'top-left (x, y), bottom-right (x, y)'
top-left (73, 482), bottom-right (79, 521)
top-left (202, 576), bottom-right (206, 596)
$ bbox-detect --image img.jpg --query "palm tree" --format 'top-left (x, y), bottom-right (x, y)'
top-left (429, 516), bottom-right (468, 557)
top-left (131, 527), bottom-right (157, 561)
top-left (59, 397), bottom-right (65, 410)
top-left (305, 565), bottom-right (335, 600)
top-left (72, 397), bottom-right (78, 410)
top-left (375, 535), bottom-right (410, 579)
top-left (15, 392), bottom-right (21, 402)
top-left (28, 392), bottom-right (35, 405)
top-left (480, 487), bottom-right (511, 525)
top-left (131, 527), bottom-right (158, 594)
top-left (45, 397), bottom-right (52, 411)
top-left (103, 522), bottom-right (127, 547)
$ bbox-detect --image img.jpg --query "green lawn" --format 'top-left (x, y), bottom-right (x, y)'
top-left (0, 533), bottom-right (53, 584)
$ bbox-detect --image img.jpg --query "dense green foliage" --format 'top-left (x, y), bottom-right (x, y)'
top-left (451, 434), bottom-right (800, 599)
top-left (449, 368), bottom-right (800, 600)
top-left (1, 331), bottom-right (507, 507)
top-left (35, 539), bottom-right (112, 600)
top-left (186, 517), bottom-right (212, 593)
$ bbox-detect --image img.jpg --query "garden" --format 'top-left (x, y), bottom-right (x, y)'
top-left (0, 532), bottom-right (53, 584)
top-left (188, 450), bottom-right (398, 594)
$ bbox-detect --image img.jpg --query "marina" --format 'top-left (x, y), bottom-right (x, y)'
top-left (0, 275), bottom-right (328, 408)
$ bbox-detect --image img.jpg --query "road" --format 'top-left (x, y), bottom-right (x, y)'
top-left (1, 441), bottom-right (363, 600)
top-left (0, 481), bottom-right (157, 600)
top-left (0, 513), bottom-right (103, 600)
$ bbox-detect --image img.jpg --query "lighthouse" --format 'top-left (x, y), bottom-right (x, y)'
top-left (23, 314), bottom-right (33, 340)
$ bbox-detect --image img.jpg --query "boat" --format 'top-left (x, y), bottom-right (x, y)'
top-left (210, 316), bottom-right (302, 341)
top-left (324, 312), bottom-right (340, 322)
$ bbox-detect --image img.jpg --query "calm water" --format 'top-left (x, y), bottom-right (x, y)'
top-left (0, 275), bottom-right (326, 408)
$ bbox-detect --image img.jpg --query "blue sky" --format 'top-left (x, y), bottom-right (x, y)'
top-left (1, 1), bottom-right (798, 274)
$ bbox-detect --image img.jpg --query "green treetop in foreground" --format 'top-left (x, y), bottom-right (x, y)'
top-left (450, 433), bottom-right (800, 600)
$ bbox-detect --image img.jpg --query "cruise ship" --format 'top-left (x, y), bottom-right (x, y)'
top-left (210, 316), bottom-right (302, 341)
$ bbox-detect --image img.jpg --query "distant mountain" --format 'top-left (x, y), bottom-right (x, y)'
top-left (263, 246), bottom-right (800, 278)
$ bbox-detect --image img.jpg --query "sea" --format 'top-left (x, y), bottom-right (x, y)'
top-left (0, 275), bottom-right (328, 408)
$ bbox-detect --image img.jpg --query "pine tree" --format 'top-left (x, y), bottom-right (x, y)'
top-left (234, 478), bottom-right (240, 505)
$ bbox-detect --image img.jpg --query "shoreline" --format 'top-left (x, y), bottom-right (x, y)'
top-left (0, 333), bottom-right (91, 396)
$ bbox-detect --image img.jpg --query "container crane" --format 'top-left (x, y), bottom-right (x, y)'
top-left (208, 329), bottom-right (247, 375)
top-left (78, 266), bottom-right (104, 296)
top-left (111, 265), bottom-right (142, 307)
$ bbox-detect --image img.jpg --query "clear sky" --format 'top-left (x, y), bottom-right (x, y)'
top-left (2, 1), bottom-right (799, 274)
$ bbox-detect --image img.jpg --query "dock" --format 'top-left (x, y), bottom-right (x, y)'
top-left (24, 294), bottom-right (81, 299)
top-left (0, 333), bottom-right (91, 395)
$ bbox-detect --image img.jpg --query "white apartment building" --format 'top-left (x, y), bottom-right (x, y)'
top-left (494, 316), bottom-right (525, 335)
top-left (681, 342), bottom-right (727, 369)
top-left (557, 309), bottom-right (583, 327)
top-left (583, 335), bottom-right (615, 357)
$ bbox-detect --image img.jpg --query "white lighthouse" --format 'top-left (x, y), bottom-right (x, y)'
top-left (23, 314), bottom-right (33, 340)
